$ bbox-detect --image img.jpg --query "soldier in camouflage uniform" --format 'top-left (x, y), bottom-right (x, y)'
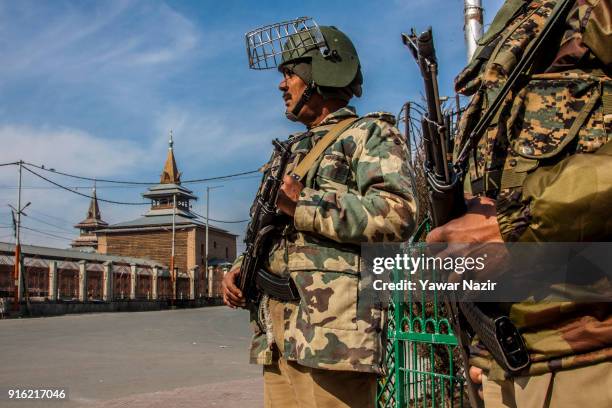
top-left (222, 21), bottom-right (416, 407)
top-left (427, 0), bottom-right (611, 406)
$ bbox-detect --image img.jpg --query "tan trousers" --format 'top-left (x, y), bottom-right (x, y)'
top-left (263, 352), bottom-right (376, 408)
top-left (263, 299), bottom-right (376, 408)
top-left (482, 362), bottom-right (612, 407)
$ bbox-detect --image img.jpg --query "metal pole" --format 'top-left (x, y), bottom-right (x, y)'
top-left (204, 185), bottom-right (223, 297)
top-left (171, 193), bottom-right (176, 302)
top-left (464, 0), bottom-right (484, 61)
top-left (12, 161), bottom-right (22, 311)
top-left (205, 186), bottom-right (209, 295)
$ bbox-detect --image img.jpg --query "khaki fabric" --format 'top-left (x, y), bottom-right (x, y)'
top-left (263, 298), bottom-right (376, 408)
top-left (263, 355), bottom-right (376, 408)
top-left (481, 362), bottom-right (612, 407)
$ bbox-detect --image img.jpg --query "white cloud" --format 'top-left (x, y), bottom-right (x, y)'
top-left (0, 124), bottom-right (151, 247)
top-left (151, 105), bottom-right (295, 162)
top-left (0, 0), bottom-right (201, 87)
top-left (0, 124), bottom-right (146, 177)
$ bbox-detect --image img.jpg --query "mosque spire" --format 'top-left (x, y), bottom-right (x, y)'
top-left (160, 130), bottom-right (181, 184)
top-left (87, 182), bottom-right (101, 221)
top-left (72, 181), bottom-right (108, 250)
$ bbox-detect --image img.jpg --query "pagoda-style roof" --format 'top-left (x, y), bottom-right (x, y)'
top-left (72, 187), bottom-right (108, 250)
top-left (142, 183), bottom-right (197, 201)
top-left (96, 214), bottom-right (235, 236)
top-left (99, 133), bottom-right (231, 235)
top-left (74, 187), bottom-right (108, 229)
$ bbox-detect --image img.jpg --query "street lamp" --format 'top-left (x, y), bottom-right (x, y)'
top-left (205, 185), bottom-right (223, 297)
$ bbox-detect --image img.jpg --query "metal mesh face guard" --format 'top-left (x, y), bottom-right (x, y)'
top-left (246, 17), bottom-right (327, 70)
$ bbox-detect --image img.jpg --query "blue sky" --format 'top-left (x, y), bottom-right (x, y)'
top-left (0, 0), bottom-right (503, 250)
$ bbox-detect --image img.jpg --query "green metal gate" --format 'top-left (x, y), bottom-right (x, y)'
top-left (377, 242), bottom-right (465, 408)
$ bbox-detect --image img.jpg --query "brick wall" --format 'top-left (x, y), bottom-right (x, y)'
top-left (195, 228), bottom-right (237, 264)
top-left (99, 229), bottom-right (190, 272)
top-left (97, 225), bottom-right (237, 273)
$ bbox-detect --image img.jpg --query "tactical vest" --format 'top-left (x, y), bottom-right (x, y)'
top-left (454, 0), bottom-right (611, 231)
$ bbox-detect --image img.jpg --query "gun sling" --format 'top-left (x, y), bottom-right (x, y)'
top-left (256, 117), bottom-right (359, 301)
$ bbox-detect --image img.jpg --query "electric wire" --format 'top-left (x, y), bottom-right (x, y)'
top-left (20, 225), bottom-right (73, 241)
top-left (0, 174), bottom-right (261, 190)
top-left (21, 166), bottom-right (148, 206)
top-left (22, 161), bottom-right (260, 185)
top-left (25, 214), bottom-right (76, 234)
top-left (191, 210), bottom-right (249, 224)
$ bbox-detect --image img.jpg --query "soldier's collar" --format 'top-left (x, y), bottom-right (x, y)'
top-left (311, 106), bottom-right (357, 128)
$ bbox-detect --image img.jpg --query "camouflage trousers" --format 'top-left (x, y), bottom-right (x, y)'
top-left (263, 298), bottom-right (377, 408)
top-left (482, 361), bottom-right (612, 407)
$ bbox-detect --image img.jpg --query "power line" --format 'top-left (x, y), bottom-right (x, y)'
top-left (191, 210), bottom-right (249, 224)
top-left (20, 225), bottom-right (73, 241)
top-left (22, 166), bottom-right (148, 206)
top-left (22, 161), bottom-right (260, 185)
top-left (27, 208), bottom-right (71, 225)
top-left (0, 173), bottom-right (261, 190)
top-left (22, 162), bottom-right (151, 185)
top-left (25, 214), bottom-right (75, 234)
top-left (22, 223), bottom-right (74, 238)
top-left (182, 170), bottom-right (260, 184)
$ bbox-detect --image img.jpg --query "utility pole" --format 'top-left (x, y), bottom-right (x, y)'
top-left (464, 0), bottom-right (484, 61)
top-left (10, 161), bottom-right (31, 312)
top-left (170, 193), bottom-right (176, 303)
top-left (205, 185), bottom-right (223, 297)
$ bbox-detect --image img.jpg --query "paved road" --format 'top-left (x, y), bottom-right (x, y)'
top-left (0, 307), bottom-right (263, 408)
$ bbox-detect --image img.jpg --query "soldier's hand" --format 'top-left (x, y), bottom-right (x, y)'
top-left (276, 175), bottom-right (304, 217)
top-left (222, 267), bottom-right (246, 309)
top-left (426, 196), bottom-right (504, 243)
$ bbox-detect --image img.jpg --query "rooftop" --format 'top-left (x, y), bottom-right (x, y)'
top-left (0, 241), bottom-right (165, 267)
top-left (97, 214), bottom-right (236, 236)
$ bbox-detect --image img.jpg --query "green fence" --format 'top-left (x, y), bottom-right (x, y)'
top-left (377, 243), bottom-right (466, 408)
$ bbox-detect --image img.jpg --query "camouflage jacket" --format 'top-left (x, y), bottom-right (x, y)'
top-left (239, 106), bottom-right (416, 374)
top-left (454, 0), bottom-right (612, 378)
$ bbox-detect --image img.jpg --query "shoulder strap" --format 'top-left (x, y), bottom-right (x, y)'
top-left (454, 0), bottom-right (575, 170)
top-left (290, 117), bottom-right (359, 182)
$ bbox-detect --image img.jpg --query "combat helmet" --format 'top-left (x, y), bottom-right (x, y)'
top-left (246, 17), bottom-right (362, 119)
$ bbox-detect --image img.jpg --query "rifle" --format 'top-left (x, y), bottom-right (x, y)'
top-left (403, 28), bottom-right (482, 408)
top-left (403, 28), bottom-right (466, 227)
top-left (402, 0), bottom-right (574, 399)
top-left (238, 139), bottom-right (292, 303)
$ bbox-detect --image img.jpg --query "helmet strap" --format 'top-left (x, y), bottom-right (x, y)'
top-left (285, 81), bottom-right (315, 122)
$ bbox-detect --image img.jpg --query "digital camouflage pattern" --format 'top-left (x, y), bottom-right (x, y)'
top-left (454, 0), bottom-right (611, 379)
top-left (237, 106), bottom-right (416, 374)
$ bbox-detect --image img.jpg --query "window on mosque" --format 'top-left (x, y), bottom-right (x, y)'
top-left (213, 241), bottom-right (217, 249)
